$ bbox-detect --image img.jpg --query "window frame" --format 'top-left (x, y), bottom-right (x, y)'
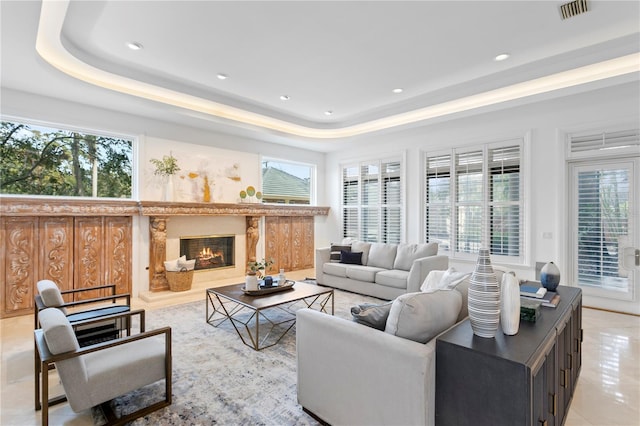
top-left (424, 138), bottom-right (526, 265)
top-left (340, 155), bottom-right (405, 243)
top-left (260, 156), bottom-right (316, 205)
top-left (0, 115), bottom-right (138, 200)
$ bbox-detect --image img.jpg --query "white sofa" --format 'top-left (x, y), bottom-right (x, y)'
top-left (315, 241), bottom-right (449, 300)
top-left (297, 270), bottom-right (506, 426)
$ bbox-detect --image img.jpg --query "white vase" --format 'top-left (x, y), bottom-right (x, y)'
top-left (500, 271), bottom-right (520, 335)
top-left (163, 175), bottom-right (175, 202)
top-left (245, 273), bottom-right (259, 291)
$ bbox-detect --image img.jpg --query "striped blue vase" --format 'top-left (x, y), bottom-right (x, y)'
top-left (467, 249), bottom-right (500, 338)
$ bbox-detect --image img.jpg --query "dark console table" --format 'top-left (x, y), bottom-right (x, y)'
top-left (436, 286), bottom-right (582, 426)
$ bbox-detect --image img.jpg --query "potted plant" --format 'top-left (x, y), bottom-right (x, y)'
top-left (248, 258), bottom-right (274, 279)
top-left (150, 153), bottom-right (180, 201)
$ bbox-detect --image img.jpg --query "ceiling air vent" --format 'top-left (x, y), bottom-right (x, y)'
top-left (560, 0), bottom-right (588, 19)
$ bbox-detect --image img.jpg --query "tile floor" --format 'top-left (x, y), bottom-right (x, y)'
top-left (1, 274), bottom-right (639, 426)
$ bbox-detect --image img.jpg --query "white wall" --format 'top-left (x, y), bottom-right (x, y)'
top-left (322, 81), bottom-right (640, 280)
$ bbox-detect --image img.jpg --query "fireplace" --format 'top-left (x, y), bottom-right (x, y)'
top-left (179, 235), bottom-right (235, 271)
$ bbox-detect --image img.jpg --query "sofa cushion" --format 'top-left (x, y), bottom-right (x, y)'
top-left (367, 243), bottom-right (398, 269)
top-left (351, 241), bottom-right (372, 265)
top-left (384, 290), bottom-right (462, 344)
top-left (350, 302), bottom-right (393, 330)
top-left (375, 269), bottom-right (410, 289)
top-left (323, 262), bottom-right (349, 277)
top-left (393, 243), bottom-right (439, 271)
top-left (330, 244), bottom-right (351, 262)
top-left (346, 265), bottom-right (386, 282)
top-left (340, 251), bottom-right (363, 265)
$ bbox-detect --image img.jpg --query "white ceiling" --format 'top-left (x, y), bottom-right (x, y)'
top-left (1, 0), bottom-right (639, 151)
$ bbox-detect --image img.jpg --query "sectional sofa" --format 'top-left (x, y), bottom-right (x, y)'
top-left (315, 241), bottom-right (448, 300)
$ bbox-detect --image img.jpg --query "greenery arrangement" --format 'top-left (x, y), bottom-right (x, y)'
top-left (150, 153), bottom-right (180, 176)
top-left (248, 258), bottom-right (274, 277)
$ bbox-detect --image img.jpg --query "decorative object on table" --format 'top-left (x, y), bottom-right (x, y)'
top-left (521, 290), bottom-right (561, 308)
top-left (248, 258), bottom-right (274, 279)
top-left (520, 299), bottom-right (542, 322)
top-left (540, 261), bottom-right (561, 291)
top-left (263, 276), bottom-right (274, 287)
top-left (278, 268), bottom-right (286, 283)
top-left (245, 271), bottom-right (259, 291)
top-left (242, 280), bottom-right (295, 296)
top-left (520, 284), bottom-right (547, 298)
top-left (467, 248), bottom-right (500, 338)
top-left (150, 153), bottom-right (180, 202)
top-left (164, 255), bottom-right (195, 291)
top-left (500, 271), bottom-right (520, 335)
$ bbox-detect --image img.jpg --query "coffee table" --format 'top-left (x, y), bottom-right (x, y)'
top-left (206, 281), bottom-right (334, 350)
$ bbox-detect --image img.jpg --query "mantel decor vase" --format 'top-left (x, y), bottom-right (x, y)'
top-left (540, 261), bottom-right (561, 291)
top-left (500, 271), bottom-right (520, 335)
top-left (163, 175), bottom-right (175, 202)
top-left (468, 249), bottom-right (500, 338)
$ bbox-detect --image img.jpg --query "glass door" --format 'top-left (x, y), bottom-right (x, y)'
top-left (568, 158), bottom-right (639, 314)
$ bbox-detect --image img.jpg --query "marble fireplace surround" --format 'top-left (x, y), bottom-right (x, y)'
top-left (0, 197), bottom-right (329, 297)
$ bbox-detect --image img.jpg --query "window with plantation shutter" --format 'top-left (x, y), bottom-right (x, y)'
top-left (425, 140), bottom-right (524, 263)
top-left (341, 158), bottom-right (403, 243)
top-left (425, 154), bottom-right (451, 252)
top-left (569, 129), bottom-right (640, 155)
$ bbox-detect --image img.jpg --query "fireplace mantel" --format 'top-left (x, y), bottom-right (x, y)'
top-left (139, 201), bottom-right (329, 216)
top-left (0, 197), bottom-right (330, 218)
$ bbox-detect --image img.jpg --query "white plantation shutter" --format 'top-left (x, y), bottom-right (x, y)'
top-left (576, 167), bottom-right (630, 290)
top-left (341, 158), bottom-right (403, 243)
top-left (455, 150), bottom-right (484, 254)
top-left (425, 154), bottom-right (452, 252)
top-left (425, 139), bottom-right (524, 263)
top-left (489, 145), bottom-right (522, 258)
top-left (570, 129), bottom-right (640, 154)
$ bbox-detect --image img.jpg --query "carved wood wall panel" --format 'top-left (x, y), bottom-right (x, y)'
top-left (0, 216), bottom-right (132, 318)
top-left (1, 217), bottom-right (37, 317)
top-left (39, 217), bottom-right (73, 303)
top-left (265, 216), bottom-right (314, 274)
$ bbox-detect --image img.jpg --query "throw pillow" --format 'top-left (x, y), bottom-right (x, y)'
top-left (420, 270), bottom-right (446, 292)
top-left (384, 290), bottom-right (462, 344)
top-left (439, 267), bottom-right (470, 289)
top-left (351, 241), bottom-right (372, 265)
top-left (351, 302), bottom-right (393, 330)
top-left (178, 258), bottom-right (196, 271)
top-left (330, 244), bottom-right (351, 262)
top-left (340, 250), bottom-right (363, 265)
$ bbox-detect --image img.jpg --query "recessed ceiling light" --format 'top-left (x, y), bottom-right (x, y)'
top-left (495, 53), bottom-right (510, 61)
top-left (217, 73), bottom-right (228, 80)
top-left (280, 95), bottom-right (290, 101)
top-left (125, 41), bottom-right (143, 51)
top-left (324, 110), bottom-right (333, 116)
top-left (392, 88), bottom-right (403, 94)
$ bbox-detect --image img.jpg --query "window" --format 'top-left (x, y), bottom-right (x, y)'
top-left (261, 158), bottom-right (313, 204)
top-left (425, 140), bottom-right (523, 263)
top-left (341, 158), bottom-right (403, 243)
top-left (0, 120), bottom-right (133, 198)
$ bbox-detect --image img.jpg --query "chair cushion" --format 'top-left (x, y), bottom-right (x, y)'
top-left (351, 302), bottom-right (393, 330)
top-left (384, 290), bottom-right (462, 343)
top-left (393, 243), bottom-right (439, 271)
top-left (37, 280), bottom-right (67, 313)
top-left (367, 243), bottom-right (397, 269)
top-left (39, 308), bottom-right (79, 354)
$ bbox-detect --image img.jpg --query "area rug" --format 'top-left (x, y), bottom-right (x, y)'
top-left (94, 287), bottom-right (383, 425)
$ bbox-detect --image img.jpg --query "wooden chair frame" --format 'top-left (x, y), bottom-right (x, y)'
top-left (34, 309), bottom-right (172, 426)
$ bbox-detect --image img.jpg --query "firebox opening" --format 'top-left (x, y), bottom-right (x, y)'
top-left (179, 234), bottom-right (235, 271)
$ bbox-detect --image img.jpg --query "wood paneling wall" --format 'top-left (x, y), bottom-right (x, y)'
top-left (265, 216), bottom-right (314, 274)
top-left (0, 216), bottom-right (132, 318)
